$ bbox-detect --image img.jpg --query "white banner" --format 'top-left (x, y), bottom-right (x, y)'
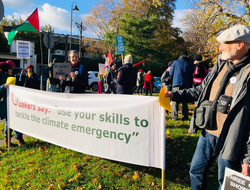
top-left (7, 85), bottom-right (165, 169)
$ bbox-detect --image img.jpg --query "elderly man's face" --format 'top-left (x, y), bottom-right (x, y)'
top-left (69, 52), bottom-right (79, 65)
top-left (219, 42), bottom-right (239, 61)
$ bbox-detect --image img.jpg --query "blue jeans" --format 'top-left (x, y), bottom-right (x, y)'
top-left (4, 119), bottom-right (22, 138)
top-left (47, 84), bottom-right (57, 92)
top-left (189, 130), bottom-right (241, 190)
top-left (105, 83), bottom-right (116, 94)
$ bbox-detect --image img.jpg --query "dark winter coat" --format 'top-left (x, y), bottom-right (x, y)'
top-left (0, 72), bottom-right (9, 119)
top-left (61, 63), bottom-right (88, 93)
top-left (169, 57), bottom-right (194, 88)
top-left (114, 63), bottom-right (137, 94)
top-left (18, 72), bottom-right (40, 89)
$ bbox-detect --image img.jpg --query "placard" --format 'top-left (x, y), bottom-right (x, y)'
top-left (53, 62), bottom-right (71, 77)
top-left (17, 40), bottom-right (30, 59)
top-left (222, 167), bottom-right (250, 190)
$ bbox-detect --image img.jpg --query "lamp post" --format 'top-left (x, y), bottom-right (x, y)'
top-left (76, 21), bottom-right (87, 58)
top-left (70, 1), bottom-right (79, 51)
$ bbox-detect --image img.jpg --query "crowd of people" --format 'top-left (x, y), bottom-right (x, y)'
top-left (0, 60), bottom-right (38, 147)
top-left (2, 24), bottom-right (250, 189)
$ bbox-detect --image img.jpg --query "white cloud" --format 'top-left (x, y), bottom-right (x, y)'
top-left (172, 9), bottom-right (188, 32)
top-left (3, 2), bottom-right (97, 37)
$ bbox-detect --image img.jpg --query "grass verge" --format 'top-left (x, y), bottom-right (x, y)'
top-left (0, 102), bottom-right (218, 189)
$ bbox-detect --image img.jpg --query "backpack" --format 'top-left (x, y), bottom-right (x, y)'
top-left (194, 64), bottom-right (208, 75)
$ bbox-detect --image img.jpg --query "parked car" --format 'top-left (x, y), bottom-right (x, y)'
top-left (88, 71), bottom-right (99, 91)
top-left (152, 77), bottom-right (162, 93)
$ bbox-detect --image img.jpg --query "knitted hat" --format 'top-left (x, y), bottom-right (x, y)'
top-left (0, 63), bottom-right (11, 73)
top-left (180, 50), bottom-right (188, 57)
top-left (168, 61), bottom-right (173, 67)
top-left (193, 54), bottom-right (202, 61)
top-left (26, 64), bottom-right (34, 71)
top-left (124, 54), bottom-right (133, 64)
top-left (6, 60), bottom-right (15, 69)
top-left (139, 69), bottom-right (143, 72)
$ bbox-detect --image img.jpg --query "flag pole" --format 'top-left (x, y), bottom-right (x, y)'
top-left (162, 169), bottom-right (165, 190)
top-left (161, 106), bottom-right (166, 190)
top-left (8, 127), bottom-right (10, 153)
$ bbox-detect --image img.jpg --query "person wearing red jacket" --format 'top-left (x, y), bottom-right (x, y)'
top-left (144, 70), bottom-right (155, 96)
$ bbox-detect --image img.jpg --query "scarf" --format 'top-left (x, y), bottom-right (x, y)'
top-left (71, 63), bottom-right (80, 68)
top-left (211, 50), bottom-right (250, 111)
top-left (27, 72), bottom-right (33, 79)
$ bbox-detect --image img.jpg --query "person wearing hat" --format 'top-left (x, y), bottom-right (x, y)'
top-left (193, 54), bottom-right (209, 87)
top-left (165, 25), bottom-right (250, 189)
top-left (6, 60), bottom-right (15, 69)
top-left (169, 50), bottom-right (194, 120)
top-left (136, 69), bottom-right (144, 95)
top-left (113, 54), bottom-right (137, 94)
top-left (161, 61), bottom-right (173, 92)
top-left (17, 64), bottom-right (39, 89)
top-left (0, 63), bottom-right (19, 148)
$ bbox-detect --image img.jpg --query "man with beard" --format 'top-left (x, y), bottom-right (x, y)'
top-left (165, 25), bottom-right (250, 189)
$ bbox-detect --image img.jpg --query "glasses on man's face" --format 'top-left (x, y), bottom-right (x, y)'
top-left (70, 56), bottom-right (79, 59)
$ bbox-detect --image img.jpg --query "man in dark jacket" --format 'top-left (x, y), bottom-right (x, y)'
top-left (169, 51), bottom-right (194, 120)
top-left (59, 50), bottom-right (88, 93)
top-left (165, 25), bottom-right (250, 189)
top-left (105, 63), bottom-right (117, 94)
top-left (46, 59), bottom-right (60, 92)
top-left (114, 54), bottom-right (137, 94)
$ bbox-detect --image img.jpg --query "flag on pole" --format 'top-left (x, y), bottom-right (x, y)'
top-left (133, 59), bottom-right (147, 68)
top-left (2, 8), bottom-right (40, 45)
top-left (104, 50), bottom-right (113, 66)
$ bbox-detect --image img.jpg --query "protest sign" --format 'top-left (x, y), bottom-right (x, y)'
top-left (98, 63), bottom-right (105, 74)
top-left (53, 62), bottom-right (71, 78)
top-left (222, 167), bottom-right (250, 190)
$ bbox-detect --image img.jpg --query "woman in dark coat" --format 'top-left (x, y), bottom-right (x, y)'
top-left (0, 63), bottom-right (19, 148)
top-left (17, 64), bottom-right (39, 89)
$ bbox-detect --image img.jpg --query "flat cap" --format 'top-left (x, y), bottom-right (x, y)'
top-left (217, 25), bottom-right (250, 43)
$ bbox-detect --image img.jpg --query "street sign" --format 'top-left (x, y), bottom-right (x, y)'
top-left (16, 40), bottom-right (30, 59)
top-left (43, 32), bottom-right (54, 49)
top-left (116, 35), bottom-right (125, 55)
